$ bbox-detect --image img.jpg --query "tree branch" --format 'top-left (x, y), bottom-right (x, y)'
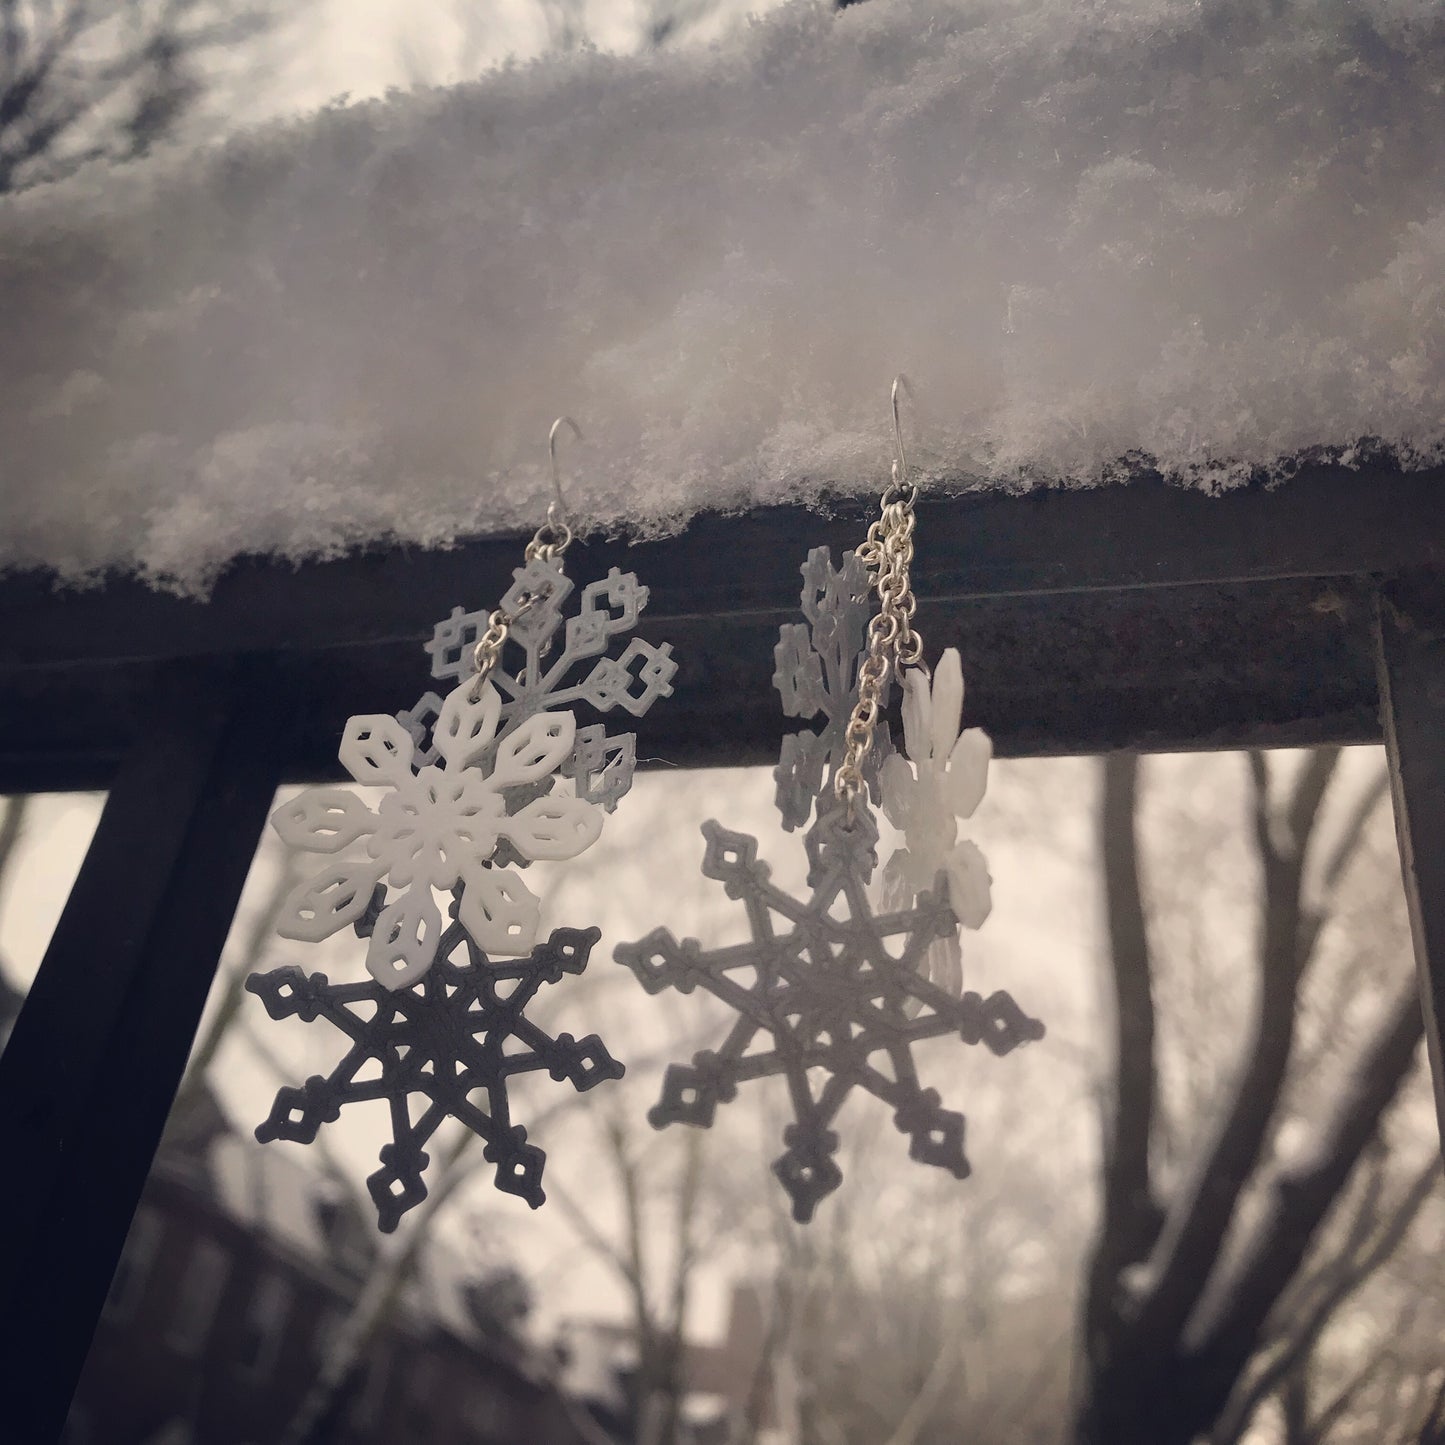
top-left (1248, 1139), bottom-right (1386, 1354)
top-left (1416, 1370), bottom-right (1445, 1444)
top-left (1210, 1150), bottom-right (1435, 1444)
top-left (1134, 750), bottom-right (1340, 1351)
top-left (1308, 1324), bottom-right (1400, 1442)
top-left (1186, 981), bottom-right (1426, 1408)
top-left (0, 0), bottom-right (277, 192)
top-left (1288, 749), bottom-right (1343, 855)
top-left (1280, 1362), bottom-right (1310, 1445)
top-left (646, 1126), bottom-right (707, 1445)
top-left (1086, 755), bottom-right (1163, 1355)
top-left (177, 853), bottom-right (301, 1101)
top-left (546, 1159), bottom-right (646, 1303)
top-left (1322, 768), bottom-right (1391, 894)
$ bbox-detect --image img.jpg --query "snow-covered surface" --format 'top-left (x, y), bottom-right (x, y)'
top-left (3, 0), bottom-right (1443, 593)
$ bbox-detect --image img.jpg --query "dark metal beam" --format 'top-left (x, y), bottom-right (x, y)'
top-left (2, 463), bottom-right (1442, 671)
top-left (0, 659), bottom-right (290, 1441)
top-left (1377, 579), bottom-right (1445, 1160)
top-left (0, 464), bottom-right (1440, 789)
top-left (0, 577), bottom-right (1384, 793)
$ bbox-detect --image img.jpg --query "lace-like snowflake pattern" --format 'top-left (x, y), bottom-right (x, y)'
top-left (272, 681), bottom-right (602, 986)
top-left (615, 807), bottom-right (1044, 1222)
top-left (248, 912), bottom-right (624, 1232)
top-left (420, 558), bottom-right (676, 812)
top-left (773, 547), bottom-right (888, 831)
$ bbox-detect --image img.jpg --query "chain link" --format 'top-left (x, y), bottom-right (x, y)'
top-left (834, 470), bottom-right (925, 818)
top-left (523, 501), bottom-right (574, 564)
top-left (470, 431), bottom-right (580, 696)
top-left (468, 592), bottom-right (540, 701)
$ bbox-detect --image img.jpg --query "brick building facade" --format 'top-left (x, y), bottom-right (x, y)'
top-left (64, 1089), bottom-right (593, 1445)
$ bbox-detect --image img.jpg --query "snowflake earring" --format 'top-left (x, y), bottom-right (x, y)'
top-left (878, 649), bottom-right (993, 1002)
top-left (248, 418), bottom-right (676, 1229)
top-left (616, 380), bottom-right (1042, 1222)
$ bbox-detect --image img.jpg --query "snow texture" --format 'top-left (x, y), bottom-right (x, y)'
top-left (3, 0), bottom-right (1444, 594)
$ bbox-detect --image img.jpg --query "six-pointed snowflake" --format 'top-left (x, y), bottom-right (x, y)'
top-left (272, 680), bottom-right (602, 987)
top-left (419, 558), bottom-right (676, 812)
top-left (248, 911), bottom-right (624, 1232)
top-left (772, 547), bottom-right (890, 831)
top-left (615, 806), bottom-right (1043, 1222)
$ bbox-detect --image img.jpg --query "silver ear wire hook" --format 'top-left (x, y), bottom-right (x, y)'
top-left (890, 374), bottom-right (913, 487)
top-left (524, 417), bottom-right (581, 565)
top-left (548, 416), bottom-right (582, 533)
top-left (835, 373), bottom-right (928, 819)
top-left (478, 416), bottom-right (585, 694)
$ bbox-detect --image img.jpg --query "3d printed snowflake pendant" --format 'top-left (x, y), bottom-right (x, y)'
top-left (270, 555), bottom-right (678, 990)
top-left (615, 806), bottom-right (1044, 1222)
top-left (880, 649), bottom-right (993, 923)
top-left (248, 903), bottom-right (624, 1232)
top-left (773, 547), bottom-right (890, 831)
top-left (879, 648), bottom-right (995, 1002)
top-left (273, 682), bottom-right (602, 986)
top-left (418, 558), bottom-right (676, 811)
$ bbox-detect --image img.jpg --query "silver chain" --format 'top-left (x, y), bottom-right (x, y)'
top-left (468, 595), bottom-right (534, 702)
top-left (468, 418), bottom-right (580, 700)
top-left (523, 501), bottom-right (573, 564)
top-left (834, 467), bottom-right (924, 817)
top-left (467, 512), bottom-right (566, 702)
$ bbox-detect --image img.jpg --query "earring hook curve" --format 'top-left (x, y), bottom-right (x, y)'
top-left (890, 375), bottom-right (913, 484)
top-left (548, 416), bottom-right (583, 530)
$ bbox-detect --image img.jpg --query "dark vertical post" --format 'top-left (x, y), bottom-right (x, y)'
top-left (0, 657), bottom-right (291, 1439)
top-left (1376, 580), bottom-right (1445, 1159)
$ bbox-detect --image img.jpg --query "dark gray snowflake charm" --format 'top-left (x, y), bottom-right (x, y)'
top-left (615, 806), bottom-right (1043, 1222)
top-left (773, 547), bottom-right (890, 831)
top-left (416, 558), bottom-right (676, 812)
top-left (247, 911), bottom-right (624, 1232)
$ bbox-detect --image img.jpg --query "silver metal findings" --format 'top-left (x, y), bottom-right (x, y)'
top-left (834, 377), bottom-right (926, 819)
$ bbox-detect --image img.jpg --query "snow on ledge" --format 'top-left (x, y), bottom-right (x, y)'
top-left (2, 0), bottom-right (1444, 595)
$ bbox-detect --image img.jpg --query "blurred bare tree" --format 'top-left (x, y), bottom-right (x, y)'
top-left (399, 0), bottom-right (733, 84)
top-left (719, 1037), bottom-right (1083, 1445)
top-left (1076, 750), bottom-right (1435, 1445)
top-left (548, 1095), bottom-right (720, 1445)
top-left (0, 0), bottom-right (282, 194)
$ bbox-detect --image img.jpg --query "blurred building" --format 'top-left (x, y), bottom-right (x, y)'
top-left (65, 1086), bottom-right (593, 1445)
top-left (558, 1285), bottom-right (775, 1445)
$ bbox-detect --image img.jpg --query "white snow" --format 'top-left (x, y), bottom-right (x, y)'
top-left (2, 0), bottom-right (1444, 593)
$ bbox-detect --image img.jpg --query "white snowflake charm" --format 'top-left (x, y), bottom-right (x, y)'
top-left (879, 648), bottom-right (993, 997)
top-left (272, 682), bottom-right (603, 989)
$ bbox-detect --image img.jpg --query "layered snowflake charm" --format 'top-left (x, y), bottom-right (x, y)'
top-left (419, 558), bottom-right (676, 812)
top-left (273, 681), bottom-right (603, 987)
top-left (773, 548), bottom-right (889, 831)
top-left (879, 648), bottom-right (993, 999)
top-left (615, 806), bottom-right (1043, 1222)
top-left (248, 911), bottom-right (624, 1232)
